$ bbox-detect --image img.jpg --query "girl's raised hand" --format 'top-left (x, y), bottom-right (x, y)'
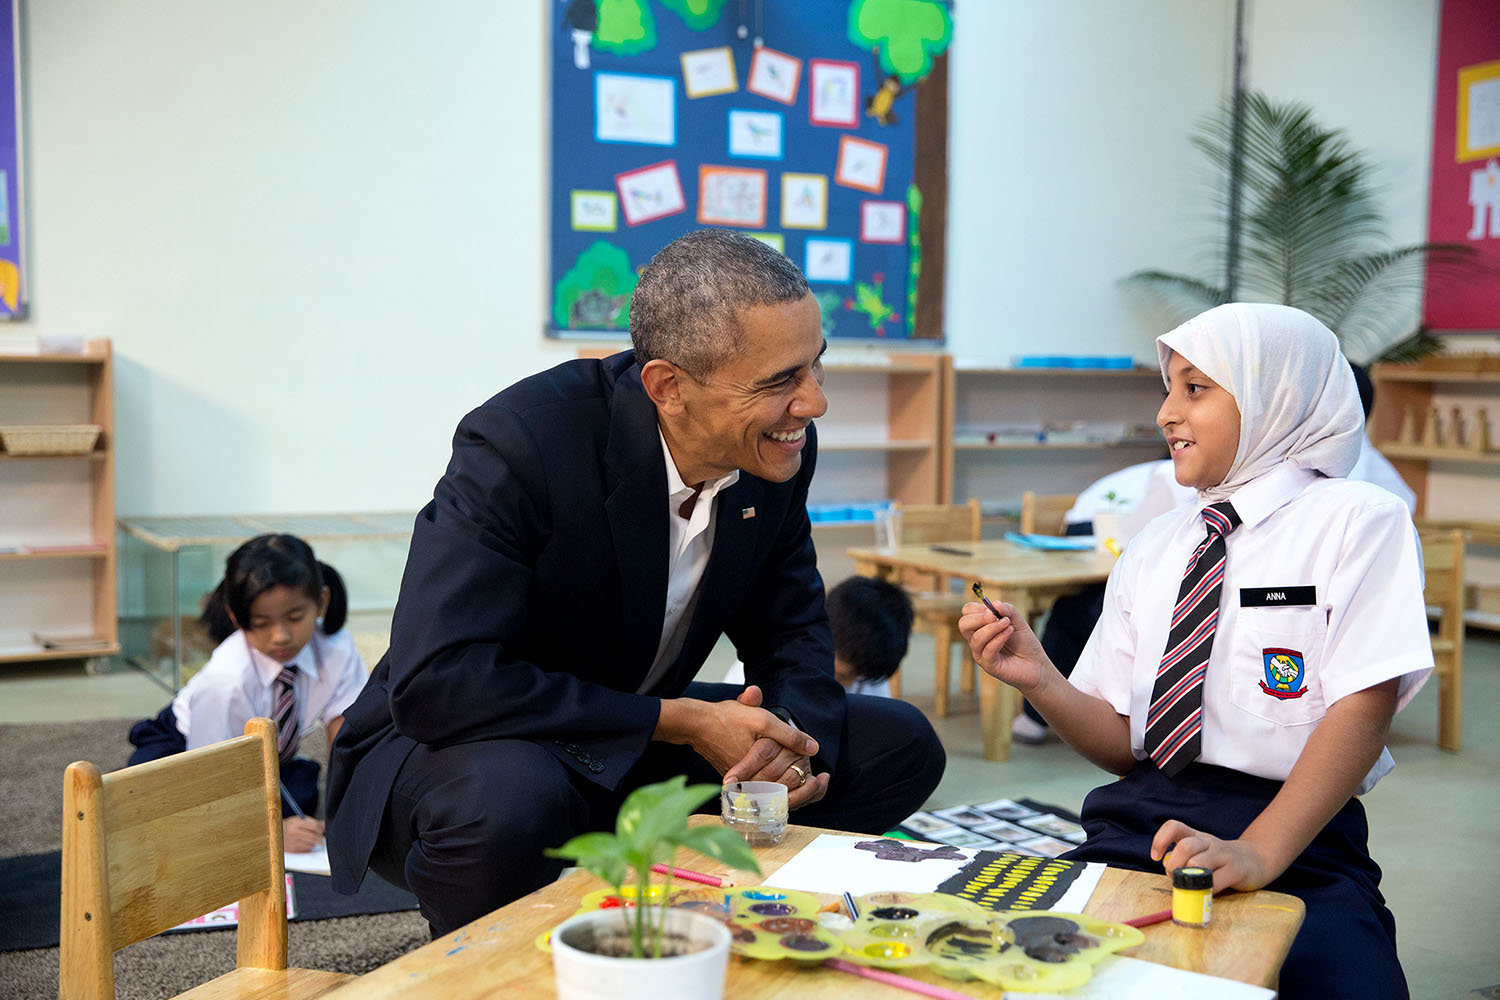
top-left (958, 599), bottom-right (1048, 692)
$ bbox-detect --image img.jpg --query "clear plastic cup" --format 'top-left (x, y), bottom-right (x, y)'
top-left (721, 780), bottom-right (789, 847)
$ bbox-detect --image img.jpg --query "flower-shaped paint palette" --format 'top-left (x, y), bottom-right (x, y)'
top-left (716, 886), bottom-right (845, 961)
top-left (839, 893), bottom-right (1143, 993)
top-left (543, 883), bottom-right (1143, 992)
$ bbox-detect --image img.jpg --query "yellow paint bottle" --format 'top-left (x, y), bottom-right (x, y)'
top-left (1171, 867), bottom-right (1212, 927)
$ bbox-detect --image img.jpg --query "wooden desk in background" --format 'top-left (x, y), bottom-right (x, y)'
top-left (324, 819), bottom-right (1302, 999)
top-left (847, 539), bottom-right (1118, 760)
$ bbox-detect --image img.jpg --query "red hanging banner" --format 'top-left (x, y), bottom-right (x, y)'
top-left (1423, 0), bottom-right (1500, 330)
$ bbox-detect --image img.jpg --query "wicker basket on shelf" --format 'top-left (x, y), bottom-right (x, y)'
top-left (0, 424), bottom-right (102, 455)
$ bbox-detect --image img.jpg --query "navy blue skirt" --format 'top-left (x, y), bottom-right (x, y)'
top-left (128, 704), bottom-right (321, 817)
top-left (1061, 760), bottom-right (1407, 1000)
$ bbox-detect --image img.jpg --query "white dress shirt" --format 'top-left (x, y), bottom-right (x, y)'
top-left (172, 627), bottom-right (369, 751)
top-left (1071, 465), bottom-right (1432, 793)
top-left (636, 429), bottom-right (740, 695)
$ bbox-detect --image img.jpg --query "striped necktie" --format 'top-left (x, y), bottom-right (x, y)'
top-left (1145, 501), bottom-right (1241, 777)
top-left (273, 664), bottom-right (300, 763)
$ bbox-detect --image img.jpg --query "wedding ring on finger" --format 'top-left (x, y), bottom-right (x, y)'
top-left (788, 763), bottom-right (807, 787)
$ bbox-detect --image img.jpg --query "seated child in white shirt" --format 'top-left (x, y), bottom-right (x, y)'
top-left (724, 575), bottom-right (913, 697)
top-left (128, 533), bottom-right (369, 852)
top-left (961, 304), bottom-right (1430, 999)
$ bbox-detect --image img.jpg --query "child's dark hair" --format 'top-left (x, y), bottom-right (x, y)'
top-left (827, 576), bottom-right (914, 682)
top-left (199, 533), bottom-right (348, 644)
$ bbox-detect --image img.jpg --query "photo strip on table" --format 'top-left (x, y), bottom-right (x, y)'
top-left (892, 798), bottom-right (1087, 857)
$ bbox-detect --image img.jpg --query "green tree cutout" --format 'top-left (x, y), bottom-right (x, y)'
top-left (554, 241), bottom-right (638, 330)
top-left (660, 0), bottom-right (729, 31)
top-left (594, 0), bottom-right (657, 56)
top-left (848, 0), bottom-right (953, 84)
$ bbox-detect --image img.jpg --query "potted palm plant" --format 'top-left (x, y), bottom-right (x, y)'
top-left (545, 776), bottom-right (763, 1000)
top-left (1128, 91), bottom-right (1475, 363)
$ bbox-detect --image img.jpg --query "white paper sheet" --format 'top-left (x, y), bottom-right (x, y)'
top-left (1022, 954), bottom-right (1276, 1000)
top-left (764, 833), bottom-right (1104, 913)
top-left (284, 843), bottom-right (330, 876)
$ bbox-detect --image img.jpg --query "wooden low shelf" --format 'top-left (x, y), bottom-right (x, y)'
top-left (0, 339), bottom-right (117, 667)
top-left (955, 439), bottom-right (1165, 452)
top-left (0, 451), bottom-right (107, 461)
top-left (1378, 442), bottom-right (1500, 465)
top-left (0, 643), bottom-right (121, 665)
top-left (0, 546), bottom-right (109, 561)
top-left (819, 438), bottom-right (935, 452)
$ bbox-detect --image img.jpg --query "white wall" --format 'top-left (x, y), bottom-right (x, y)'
top-left (24, 0), bottom-right (567, 516)
top-left (18, 1), bottom-right (1441, 517)
top-left (944, 0), bottom-right (1234, 364)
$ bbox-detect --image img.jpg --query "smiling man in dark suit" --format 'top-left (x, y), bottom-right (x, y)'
top-left (326, 229), bottom-right (945, 937)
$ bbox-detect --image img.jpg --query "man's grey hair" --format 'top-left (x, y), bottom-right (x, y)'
top-left (629, 229), bottom-right (811, 379)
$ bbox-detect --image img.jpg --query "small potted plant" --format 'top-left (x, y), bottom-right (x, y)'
top-left (545, 776), bottom-right (763, 1000)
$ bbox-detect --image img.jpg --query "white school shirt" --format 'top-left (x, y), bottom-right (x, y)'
top-left (1070, 464), bottom-right (1432, 793)
top-left (172, 627), bottom-right (369, 751)
top-left (636, 429), bottom-right (740, 695)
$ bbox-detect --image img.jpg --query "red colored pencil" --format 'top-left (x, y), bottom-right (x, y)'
top-left (1124, 907), bottom-right (1173, 928)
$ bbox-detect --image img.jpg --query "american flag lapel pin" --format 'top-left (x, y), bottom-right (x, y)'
top-left (741, 507), bottom-right (756, 520)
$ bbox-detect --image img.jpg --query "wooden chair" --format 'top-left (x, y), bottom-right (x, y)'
top-left (60, 718), bottom-right (354, 1000)
top-left (887, 498), bottom-right (982, 715)
top-left (1419, 529), bottom-right (1465, 752)
top-left (1020, 491), bottom-right (1078, 537)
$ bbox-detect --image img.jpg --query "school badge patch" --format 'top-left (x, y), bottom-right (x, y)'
top-left (1259, 647), bottom-right (1309, 699)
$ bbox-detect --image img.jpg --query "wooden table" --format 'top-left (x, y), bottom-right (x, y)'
top-left (323, 819), bottom-right (1303, 999)
top-left (847, 539), bottom-right (1119, 760)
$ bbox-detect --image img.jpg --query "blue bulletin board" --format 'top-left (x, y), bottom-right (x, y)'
top-left (0, 0), bottom-right (23, 319)
top-left (548, 0), bottom-right (953, 342)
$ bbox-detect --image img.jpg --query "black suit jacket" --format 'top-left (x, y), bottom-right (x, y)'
top-left (326, 351), bottom-right (843, 891)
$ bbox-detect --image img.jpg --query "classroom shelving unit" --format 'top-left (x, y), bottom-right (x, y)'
top-left (0, 338), bottom-right (119, 665)
top-left (944, 365), bottom-right (1169, 523)
top-left (1371, 362), bottom-right (1500, 630)
top-left (808, 353), bottom-right (949, 511)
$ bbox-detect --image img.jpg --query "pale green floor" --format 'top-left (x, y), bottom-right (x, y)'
top-left (4, 628), bottom-right (1496, 999)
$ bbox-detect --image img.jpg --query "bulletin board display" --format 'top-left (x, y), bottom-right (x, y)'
top-left (1423, 0), bottom-right (1500, 330)
top-left (0, 0), bottom-right (22, 319)
top-left (548, 0), bottom-right (953, 342)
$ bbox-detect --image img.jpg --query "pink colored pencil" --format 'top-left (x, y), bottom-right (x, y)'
top-left (825, 958), bottom-right (980, 1000)
top-left (649, 864), bottom-right (728, 887)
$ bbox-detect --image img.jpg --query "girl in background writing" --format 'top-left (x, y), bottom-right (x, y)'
top-left (961, 303), bottom-right (1430, 998)
top-left (128, 533), bottom-right (369, 852)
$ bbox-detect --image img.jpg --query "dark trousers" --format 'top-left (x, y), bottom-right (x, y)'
top-left (127, 703), bottom-right (321, 816)
top-left (369, 685), bottom-right (945, 938)
top-left (1061, 760), bottom-right (1407, 1000)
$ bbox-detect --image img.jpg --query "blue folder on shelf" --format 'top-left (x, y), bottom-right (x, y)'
top-left (1004, 531), bottom-right (1098, 551)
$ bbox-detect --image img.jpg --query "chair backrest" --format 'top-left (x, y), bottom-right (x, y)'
top-left (1020, 491), bottom-right (1078, 537)
top-left (60, 718), bottom-right (287, 1000)
top-left (891, 498), bottom-right (982, 545)
top-left (1421, 529), bottom-right (1466, 654)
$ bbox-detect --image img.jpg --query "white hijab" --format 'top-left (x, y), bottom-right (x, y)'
top-left (1156, 303), bottom-right (1364, 502)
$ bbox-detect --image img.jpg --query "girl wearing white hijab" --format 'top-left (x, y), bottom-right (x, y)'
top-left (961, 304), bottom-right (1431, 999)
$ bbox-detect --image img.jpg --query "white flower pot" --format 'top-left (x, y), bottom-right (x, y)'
top-left (551, 907), bottom-right (733, 1000)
